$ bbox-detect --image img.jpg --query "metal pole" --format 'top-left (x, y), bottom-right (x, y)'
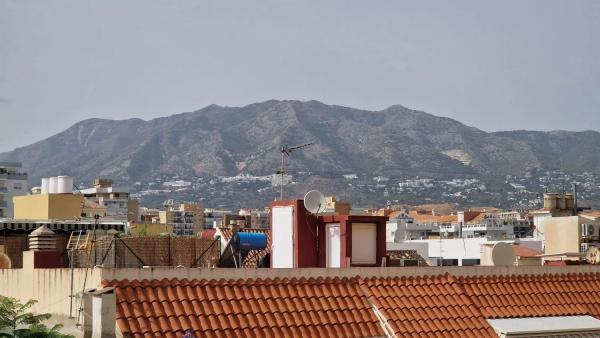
top-left (280, 151), bottom-right (285, 201)
top-left (69, 250), bottom-right (74, 318)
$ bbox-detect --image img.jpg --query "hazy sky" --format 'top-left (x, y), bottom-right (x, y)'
top-left (1, 1), bottom-right (599, 152)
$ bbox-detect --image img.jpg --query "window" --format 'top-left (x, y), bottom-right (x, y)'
top-left (351, 223), bottom-right (377, 265)
top-left (13, 183), bottom-right (22, 190)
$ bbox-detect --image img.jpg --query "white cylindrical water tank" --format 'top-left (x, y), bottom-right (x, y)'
top-left (49, 177), bottom-right (58, 194)
top-left (57, 176), bottom-right (73, 194)
top-left (41, 178), bottom-right (50, 195)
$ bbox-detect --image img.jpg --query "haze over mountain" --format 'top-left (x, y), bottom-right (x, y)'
top-left (1, 100), bottom-right (599, 190)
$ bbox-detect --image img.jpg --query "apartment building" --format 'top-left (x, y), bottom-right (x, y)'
top-left (0, 162), bottom-right (28, 218)
top-left (80, 178), bottom-right (138, 221)
top-left (159, 202), bottom-right (204, 236)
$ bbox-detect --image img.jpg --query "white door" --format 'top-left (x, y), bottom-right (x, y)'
top-left (326, 223), bottom-right (341, 268)
top-left (352, 223), bottom-right (377, 265)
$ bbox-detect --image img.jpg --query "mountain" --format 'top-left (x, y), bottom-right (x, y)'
top-left (1, 100), bottom-right (599, 207)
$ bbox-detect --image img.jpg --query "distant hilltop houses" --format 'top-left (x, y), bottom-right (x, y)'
top-left (2, 161), bottom-right (600, 337)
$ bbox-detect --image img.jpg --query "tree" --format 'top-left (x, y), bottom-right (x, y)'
top-left (17, 324), bottom-right (74, 338)
top-left (0, 296), bottom-right (73, 338)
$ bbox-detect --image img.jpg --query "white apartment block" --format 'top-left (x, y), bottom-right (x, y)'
top-left (0, 162), bottom-right (28, 218)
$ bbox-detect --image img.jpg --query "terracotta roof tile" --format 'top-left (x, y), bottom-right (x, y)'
top-left (512, 244), bottom-right (542, 258)
top-left (106, 277), bottom-right (384, 338)
top-left (458, 273), bottom-right (600, 319)
top-left (358, 274), bottom-right (497, 337)
top-left (106, 272), bottom-right (600, 337)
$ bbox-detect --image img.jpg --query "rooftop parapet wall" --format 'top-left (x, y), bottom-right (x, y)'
top-left (0, 267), bottom-right (101, 317)
top-left (99, 265), bottom-right (600, 281)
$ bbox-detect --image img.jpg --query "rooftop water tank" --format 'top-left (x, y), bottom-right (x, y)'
top-left (57, 176), bottom-right (73, 194)
top-left (557, 196), bottom-right (567, 210)
top-left (543, 193), bottom-right (558, 210)
top-left (41, 178), bottom-right (49, 195)
top-left (49, 177), bottom-right (58, 194)
top-left (233, 232), bottom-right (268, 251)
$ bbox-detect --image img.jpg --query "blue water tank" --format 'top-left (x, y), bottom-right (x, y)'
top-left (234, 232), bottom-right (268, 250)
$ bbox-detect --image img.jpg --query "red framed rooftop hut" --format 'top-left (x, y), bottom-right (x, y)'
top-left (269, 200), bottom-right (389, 268)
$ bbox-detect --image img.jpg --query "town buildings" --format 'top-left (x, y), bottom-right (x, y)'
top-left (80, 178), bottom-right (138, 221)
top-left (0, 162), bottom-right (27, 218)
top-left (159, 202), bottom-right (204, 236)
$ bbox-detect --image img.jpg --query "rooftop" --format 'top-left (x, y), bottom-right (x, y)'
top-left (102, 267), bottom-right (600, 338)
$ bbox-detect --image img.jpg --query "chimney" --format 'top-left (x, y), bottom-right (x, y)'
top-left (84, 288), bottom-right (116, 338)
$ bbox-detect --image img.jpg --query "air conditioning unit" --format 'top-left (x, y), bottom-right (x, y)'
top-left (581, 224), bottom-right (595, 237)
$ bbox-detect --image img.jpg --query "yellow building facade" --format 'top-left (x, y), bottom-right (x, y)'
top-left (13, 194), bottom-right (104, 220)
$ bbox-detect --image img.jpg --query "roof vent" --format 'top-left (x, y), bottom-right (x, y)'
top-left (28, 225), bottom-right (57, 251)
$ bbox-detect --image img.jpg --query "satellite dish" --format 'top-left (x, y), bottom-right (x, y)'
top-left (491, 242), bottom-right (516, 266)
top-left (304, 190), bottom-right (326, 214)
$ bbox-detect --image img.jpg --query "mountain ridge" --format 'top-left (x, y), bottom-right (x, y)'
top-left (2, 100), bottom-right (599, 192)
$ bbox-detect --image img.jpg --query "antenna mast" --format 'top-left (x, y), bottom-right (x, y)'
top-left (277, 142), bottom-right (313, 200)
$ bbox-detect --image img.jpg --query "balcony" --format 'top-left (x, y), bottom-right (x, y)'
top-left (0, 187), bottom-right (7, 193)
top-left (0, 201), bottom-right (7, 208)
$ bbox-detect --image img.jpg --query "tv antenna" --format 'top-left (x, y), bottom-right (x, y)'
top-left (277, 142), bottom-right (313, 200)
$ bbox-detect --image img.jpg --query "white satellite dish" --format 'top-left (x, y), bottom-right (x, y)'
top-left (304, 190), bottom-right (326, 214)
top-left (491, 242), bottom-right (516, 266)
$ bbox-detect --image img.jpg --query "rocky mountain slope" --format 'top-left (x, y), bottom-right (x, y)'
top-left (1, 100), bottom-right (599, 189)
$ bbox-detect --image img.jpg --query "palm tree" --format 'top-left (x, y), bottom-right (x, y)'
top-left (17, 324), bottom-right (74, 338)
top-left (0, 296), bottom-right (72, 338)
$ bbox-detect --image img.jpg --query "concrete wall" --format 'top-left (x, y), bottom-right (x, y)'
top-left (544, 216), bottom-right (581, 255)
top-left (0, 258), bottom-right (101, 318)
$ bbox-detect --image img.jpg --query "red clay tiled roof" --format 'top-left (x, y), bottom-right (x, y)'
top-left (511, 244), bottom-right (541, 258)
top-left (408, 210), bottom-right (457, 224)
top-left (107, 272), bottom-right (600, 338)
top-left (359, 274), bottom-right (496, 337)
top-left (458, 273), bottom-right (600, 319)
top-left (581, 211), bottom-right (600, 219)
top-left (200, 228), bottom-right (216, 240)
top-left (106, 277), bottom-right (384, 338)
